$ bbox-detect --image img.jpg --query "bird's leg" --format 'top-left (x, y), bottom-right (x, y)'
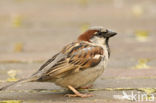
top-left (65, 85), bottom-right (93, 98)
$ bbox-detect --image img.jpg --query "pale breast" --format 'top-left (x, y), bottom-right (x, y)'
top-left (54, 57), bottom-right (107, 88)
top-left (53, 42), bottom-right (109, 88)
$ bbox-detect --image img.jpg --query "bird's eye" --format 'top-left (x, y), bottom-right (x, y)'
top-left (98, 32), bottom-right (102, 35)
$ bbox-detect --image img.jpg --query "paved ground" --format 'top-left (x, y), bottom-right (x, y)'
top-left (0, 0), bottom-right (156, 103)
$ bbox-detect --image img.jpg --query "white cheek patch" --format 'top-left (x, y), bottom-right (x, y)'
top-left (97, 38), bottom-right (105, 45)
top-left (90, 36), bottom-right (105, 46)
top-left (93, 54), bottom-right (101, 59)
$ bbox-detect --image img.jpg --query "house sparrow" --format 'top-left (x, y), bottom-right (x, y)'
top-left (0, 26), bottom-right (117, 97)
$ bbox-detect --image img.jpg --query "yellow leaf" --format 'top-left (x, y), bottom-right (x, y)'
top-left (134, 59), bottom-right (150, 69)
top-left (132, 5), bottom-right (144, 17)
top-left (7, 78), bottom-right (18, 82)
top-left (7, 70), bottom-right (18, 82)
top-left (7, 70), bottom-right (17, 78)
top-left (139, 88), bottom-right (156, 95)
top-left (80, 23), bottom-right (89, 33)
top-left (135, 30), bottom-right (149, 42)
top-left (14, 42), bottom-right (23, 52)
top-left (0, 100), bottom-right (22, 103)
top-left (78, 0), bottom-right (88, 7)
top-left (12, 15), bottom-right (22, 28)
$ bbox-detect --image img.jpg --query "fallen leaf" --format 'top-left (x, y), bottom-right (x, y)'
top-left (14, 42), bottom-right (23, 52)
top-left (12, 15), bottom-right (22, 28)
top-left (80, 23), bottom-right (89, 33)
top-left (132, 5), bottom-right (144, 17)
top-left (78, 0), bottom-right (88, 7)
top-left (138, 88), bottom-right (156, 95)
top-left (135, 30), bottom-right (149, 42)
top-left (7, 70), bottom-right (18, 82)
top-left (7, 78), bottom-right (18, 82)
top-left (134, 58), bottom-right (150, 69)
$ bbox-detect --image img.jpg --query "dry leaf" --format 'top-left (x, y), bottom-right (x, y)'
top-left (138, 88), bottom-right (156, 95)
top-left (12, 15), bottom-right (22, 28)
top-left (80, 23), bottom-right (89, 33)
top-left (134, 59), bottom-right (150, 69)
top-left (14, 42), bottom-right (23, 52)
top-left (135, 30), bottom-right (149, 42)
top-left (78, 0), bottom-right (88, 7)
top-left (7, 78), bottom-right (18, 82)
top-left (132, 5), bottom-right (144, 17)
top-left (7, 70), bottom-right (18, 82)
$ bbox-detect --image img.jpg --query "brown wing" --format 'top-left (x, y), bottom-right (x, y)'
top-left (37, 41), bottom-right (104, 81)
top-left (32, 53), bottom-right (59, 76)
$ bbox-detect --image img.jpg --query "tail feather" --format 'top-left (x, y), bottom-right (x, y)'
top-left (0, 76), bottom-right (38, 91)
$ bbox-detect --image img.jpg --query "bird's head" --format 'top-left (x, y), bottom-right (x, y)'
top-left (78, 26), bottom-right (117, 46)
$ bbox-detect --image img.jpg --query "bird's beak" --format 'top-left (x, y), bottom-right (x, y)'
top-left (106, 30), bottom-right (117, 38)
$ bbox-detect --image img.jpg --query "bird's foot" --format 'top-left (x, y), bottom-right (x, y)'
top-left (66, 85), bottom-right (93, 98)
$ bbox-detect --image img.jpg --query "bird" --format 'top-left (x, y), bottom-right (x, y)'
top-left (0, 26), bottom-right (117, 97)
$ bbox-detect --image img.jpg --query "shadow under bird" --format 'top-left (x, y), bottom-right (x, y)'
top-left (0, 26), bottom-right (117, 97)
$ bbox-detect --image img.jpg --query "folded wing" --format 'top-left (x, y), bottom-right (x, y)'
top-left (37, 41), bottom-right (104, 81)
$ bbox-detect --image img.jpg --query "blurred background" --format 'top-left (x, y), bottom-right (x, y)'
top-left (0, 0), bottom-right (156, 101)
top-left (0, 0), bottom-right (156, 68)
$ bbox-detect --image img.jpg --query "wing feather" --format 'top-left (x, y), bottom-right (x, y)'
top-left (37, 41), bottom-right (104, 81)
